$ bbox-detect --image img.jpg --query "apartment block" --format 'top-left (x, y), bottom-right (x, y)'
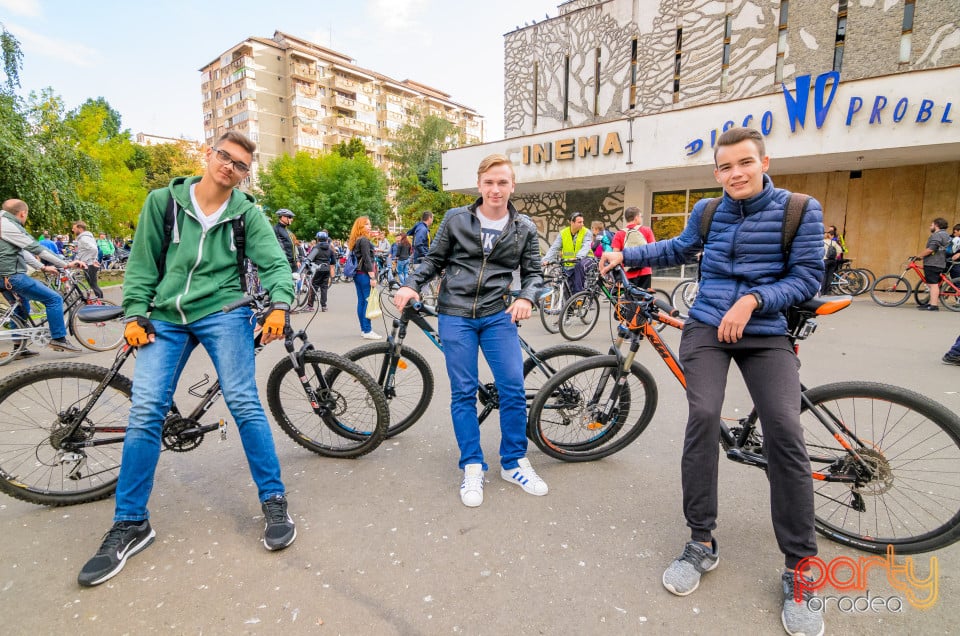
top-left (200, 30), bottom-right (484, 177)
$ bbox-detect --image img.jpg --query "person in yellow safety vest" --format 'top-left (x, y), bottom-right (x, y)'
top-left (542, 212), bottom-right (593, 293)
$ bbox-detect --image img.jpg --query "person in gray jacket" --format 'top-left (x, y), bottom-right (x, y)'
top-left (71, 220), bottom-right (104, 299)
top-left (1, 199), bottom-right (86, 354)
top-left (393, 154), bottom-right (546, 509)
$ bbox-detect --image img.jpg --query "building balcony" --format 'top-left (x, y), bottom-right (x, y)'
top-left (289, 62), bottom-right (316, 81)
top-left (293, 83), bottom-right (318, 98)
top-left (291, 95), bottom-right (323, 112)
top-left (333, 76), bottom-right (359, 91)
top-left (334, 94), bottom-right (356, 109)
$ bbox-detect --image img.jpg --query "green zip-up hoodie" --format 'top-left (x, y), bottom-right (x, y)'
top-left (123, 177), bottom-right (294, 324)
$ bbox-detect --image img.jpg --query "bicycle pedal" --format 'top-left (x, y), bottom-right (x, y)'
top-left (219, 418), bottom-right (227, 441)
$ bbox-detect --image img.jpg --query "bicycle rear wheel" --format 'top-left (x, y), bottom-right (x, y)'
top-left (559, 291), bottom-right (600, 341)
top-left (266, 350), bottom-right (389, 458)
top-left (538, 283), bottom-right (564, 334)
top-left (70, 299), bottom-right (125, 352)
top-left (1, 313), bottom-right (27, 366)
top-left (801, 381), bottom-right (960, 554)
top-left (522, 343), bottom-right (603, 393)
top-left (340, 342), bottom-right (434, 437)
top-left (527, 355), bottom-right (658, 462)
top-left (0, 362), bottom-right (132, 506)
top-left (869, 275), bottom-right (911, 306)
top-left (940, 280), bottom-right (960, 312)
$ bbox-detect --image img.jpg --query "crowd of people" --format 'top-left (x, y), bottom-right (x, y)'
top-left (6, 126), bottom-right (960, 636)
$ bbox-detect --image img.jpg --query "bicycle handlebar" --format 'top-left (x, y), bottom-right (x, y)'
top-left (222, 295), bottom-right (256, 313)
top-left (610, 267), bottom-right (679, 317)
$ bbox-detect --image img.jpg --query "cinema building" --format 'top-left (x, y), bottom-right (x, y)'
top-left (441, 0), bottom-right (960, 277)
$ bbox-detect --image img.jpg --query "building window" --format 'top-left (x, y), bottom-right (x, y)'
top-left (650, 187), bottom-right (722, 278)
top-left (563, 54), bottom-right (570, 121)
top-left (629, 37), bottom-right (638, 110)
top-left (721, 15), bottom-right (732, 92)
top-left (775, 1), bottom-right (789, 82)
top-left (593, 47), bottom-right (601, 116)
top-left (533, 61), bottom-right (539, 128)
top-left (673, 27), bottom-right (682, 103)
top-left (834, 0), bottom-right (847, 72)
top-left (900, 0), bottom-right (915, 63)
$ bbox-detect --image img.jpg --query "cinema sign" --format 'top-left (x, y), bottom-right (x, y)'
top-left (521, 132), bottom-right (624, 165)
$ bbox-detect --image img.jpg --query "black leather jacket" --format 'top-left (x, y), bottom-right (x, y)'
top-left (406, 198), bottom-right (542, 318)
top-left (273, 222), bottom-right (296, 270)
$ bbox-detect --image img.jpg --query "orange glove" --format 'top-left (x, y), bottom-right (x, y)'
top-left (262, 303), bottom-right (290, 339)
top-left (124, 316), bottom-right (155, 347)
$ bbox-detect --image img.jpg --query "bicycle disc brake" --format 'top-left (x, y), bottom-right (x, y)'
top-left (316, 388), bottom-right (348, 416)
top-left (162, 415), bottom-right (205, 451)
top-left (846, 447), bottom-right (893, 496)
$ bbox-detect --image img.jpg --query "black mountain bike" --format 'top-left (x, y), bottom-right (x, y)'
top-left (0, 294), bottom-right (389, 507)
top-left (340, 302), bottom-right (600, 441)
top-left (527, 268), bottom-right (960, 554)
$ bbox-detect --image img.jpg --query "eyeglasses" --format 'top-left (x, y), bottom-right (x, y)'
top-left (211, 147), bottom-right (250, 175)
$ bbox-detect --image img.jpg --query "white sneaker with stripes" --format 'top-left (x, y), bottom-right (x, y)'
top-left (500, 457), bottom-right (548, 496)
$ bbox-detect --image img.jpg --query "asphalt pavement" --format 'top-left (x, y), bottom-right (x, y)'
top-left (0, 282), bottom-right (958, 635)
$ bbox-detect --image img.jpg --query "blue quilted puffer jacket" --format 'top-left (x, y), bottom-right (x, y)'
top-left (622, 175), bottom-right (824, 335)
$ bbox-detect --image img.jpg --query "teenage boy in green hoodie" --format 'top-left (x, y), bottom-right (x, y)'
top-left (78, 132), bottom-right (297, 587)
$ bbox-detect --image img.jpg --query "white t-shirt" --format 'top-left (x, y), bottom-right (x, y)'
top-left (190, 184), bottom-right (229, 232)
top-left (476, 209), bottom-right (509, 254)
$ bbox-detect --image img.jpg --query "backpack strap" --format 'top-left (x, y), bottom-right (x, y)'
top-left (782, 193), bottom-right (810, 257)
top-left (232, 214), bottom-right (247, 293)
top-left (157, 191), bottom-right (177, 278)
top-left (698, 198), bottom-right (723, 247)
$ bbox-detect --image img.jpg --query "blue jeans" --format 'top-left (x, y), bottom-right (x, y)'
top-left (438, 311), bottom-right (527, 471)
top-left (113, 309), bottom-right (285, 522)
top-left (354, 272), bottom-right (372, 333)
top-left (396, 259), bottom-right (409, 284)
top-left (3, 272), bottom-right (68, 339)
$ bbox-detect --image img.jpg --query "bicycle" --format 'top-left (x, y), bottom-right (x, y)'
top-left (558, 268), bottom-right (671, 341)
top-left (0, 293), bottom-right (390, 506)
top-left (378, 266), bottom-right (440, 321)
top-left (537, 259), bottom-right (581, 333)
top-left (670, 278), bottom-right (698, 318)
top-left (0, 269), bottom-right (124, 364)
top-left (339, 301), bottom-right (600, 441)
top-left (870, 256), bottom-right (960, 310)
top-left (528, 268), bottom-right (960, 554)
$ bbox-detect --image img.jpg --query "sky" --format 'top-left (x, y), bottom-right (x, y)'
top-left (0, 0), bottom-right (560, 143)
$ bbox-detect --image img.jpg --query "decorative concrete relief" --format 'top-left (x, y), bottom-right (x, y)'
top-left (513, 186), bottom-right (625, 245)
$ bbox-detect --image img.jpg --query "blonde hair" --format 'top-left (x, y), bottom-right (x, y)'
top-left (347, 216), bottom-right (370, 250)
top-left (477, 154), bottom-right (515, 181)
top-left (590, 221), bottom-right (604, 234)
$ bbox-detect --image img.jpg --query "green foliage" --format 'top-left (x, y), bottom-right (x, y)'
top-left (258, 151), bottom-right (389, 240)
top-left (332, 137), bottom-right (367, 159)
top-left (133, 140), bottom-right (203, 191)
top-left (389, 113), bottom-right (472, 229)
top-left (1, 22), bottom-right (23, 94)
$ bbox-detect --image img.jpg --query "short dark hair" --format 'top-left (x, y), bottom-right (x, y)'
top-left (569, 212), bottom-right (584, 223)
top-left (421, 211), bottom-right (433, 222)
top-left (713, 127), bottom-right (765, 165)
top-left (953, 224), bottom-right (960, 232)
top-left (933, 217), bottom-right (949, 230)
top-left (73, 220), bottom-right (87, 230)
top-left (624, 206), bottom-right (641, 223)
top-left (216, 131), bottom-right (256, 154)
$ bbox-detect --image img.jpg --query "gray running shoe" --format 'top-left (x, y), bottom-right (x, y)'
top-left (781, 570), bottom-right (824, 636)
top-left (662, 539), bottom-right (719, 596)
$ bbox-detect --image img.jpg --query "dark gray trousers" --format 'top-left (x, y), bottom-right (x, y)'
top-left (678, 319), bottom-right (817, 569)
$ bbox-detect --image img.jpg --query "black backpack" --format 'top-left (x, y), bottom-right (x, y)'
top-left (158, 192), bottom-right (248, 292)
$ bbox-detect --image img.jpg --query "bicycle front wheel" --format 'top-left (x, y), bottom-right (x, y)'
top-left (1, 313), bottom-right (27, 366)
top-left (0, 362), bottom-right (132, 506)
top-left (266, 350), bottom-right (389, 458)
top-left (527, 355), bottom-right (658, 462)
top-left (340, 342), bottom-right (434, 438)
top-left (559, 291), bottom-right (600, 341)
top-left (70, 299), bottom-right (125, 351)
top-left (940, 279), bottom-right (960, 312)
top-left (802, 381), bottom-right (960, 554)
top-left (378, 285), bottom-right (401, 321)
top-left (670, 279), bottom-right (698, 318)
top-left (522, 343), bottom-right (603, 394)
top-left (870, 275), bottom-right (911, 306)
top-left (538, 284), bottom-right (564, 334)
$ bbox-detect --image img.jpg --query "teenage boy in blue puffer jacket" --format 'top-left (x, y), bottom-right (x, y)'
top-left (600, 127), bottom-right (825, 636)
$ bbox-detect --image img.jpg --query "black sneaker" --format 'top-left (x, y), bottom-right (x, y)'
top-left (18, 349), bottom-right (40, 359)
top-left (943, 354), bottom-right (960, 366)
top-left (918, 304), bottom-right (940, 311)
top-left (49, 338), bottom-right (83, 353)
top-left (77, 520), bottom-right (156, 587)
top-left (261, 495), bottom-right (296, 551)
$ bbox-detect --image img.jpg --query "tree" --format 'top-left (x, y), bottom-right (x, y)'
top-left (133, 140), bottom-right (204, 191)
top-left (332, 137), bottom-right (367, 159)
top-left (258, 151), bottom-right (389, 240)
top-left (389, 112), bottom-right (473, 229)
top-left (1, 22), bottom-right (23, 94)
top-left (65, 98), bottom-right (147, 236)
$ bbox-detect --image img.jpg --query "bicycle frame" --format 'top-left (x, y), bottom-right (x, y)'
top-left (599, 278), bottom-right (877, 483)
